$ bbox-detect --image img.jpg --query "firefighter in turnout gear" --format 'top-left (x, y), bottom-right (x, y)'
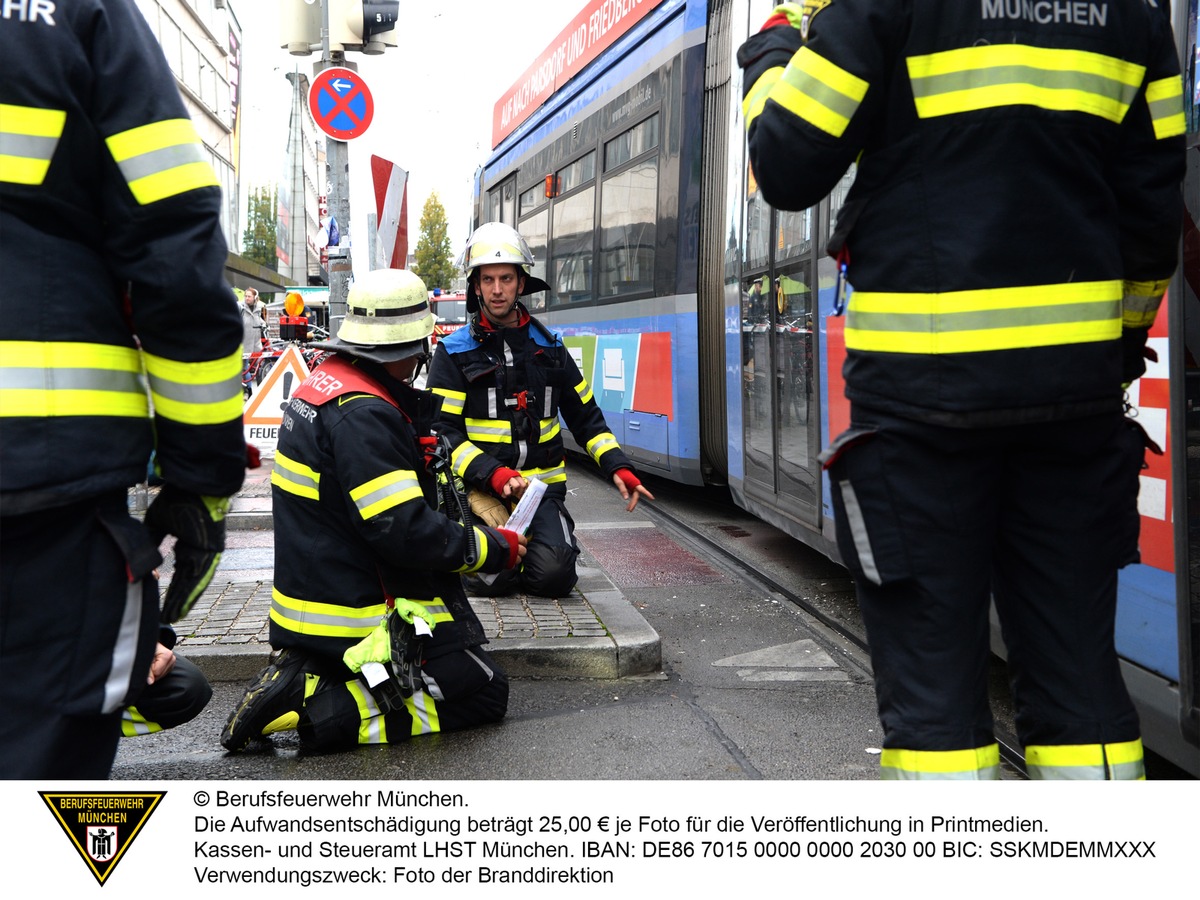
top-left (222, 269), bottom-right (526, 753)
top-left (0, 0), bottom-right (246, 779)
top-left (739, 1), bottom-right (1185, 779)
top-left (427, 222), bottom-right (654, 598)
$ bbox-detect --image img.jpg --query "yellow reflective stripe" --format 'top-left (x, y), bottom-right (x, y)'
top-left (907, 45), bottom-right (1144, 122)
top-left (0, 341), bottom-right (148, 418)
top-left (345, 679), bottom-right (388, 744)
top-left (0, 103), bottom-right (66, 185)
top-left (880, 744), bottom-right (1001, 780)
top-left (269, 587), bottom-right (387, 639)
top-left (271, 450), bottom-right (321, 500)
top-left (349, 469), bottom-right (423, 519)
top-left (519, 463), bottom-right (567, 484)
top-left (539, 417), bottom-right (561, 443)
top-left (1122, 278), bottom-right (1169, 329)
top-left (1146, 75), bottom-right (1186, 139)
top-left (742, 66), bottom-right (785, 130)
top-left (451, 441), bottom-right (484, 478)
top-left (1025, 739), bottom-right (1145, 780)
top-left (120, 707), bottom-right (163, 737)
top-left (431, 386), bottom-right (466, 416)
top-left (105, 118), bottom-right (218, 205)
top-left (406, 689), bottom-right (440, 736)
top-left (142, 348), bottom-right (243, 425)
top-left (586, 431), bottom-right (620, 463)
top-left (406, 599), bottom-right (455, 624)
top-left (456, 527), bottom-right (492, 574)
top-left (768, 47), bottom-right (869, 137)
top-left (846, 281), bottom-right (1122, 353)
top-left (466, 417), bottom-right (512, 443)
top-left (574, 378), bottom-right (594, 404)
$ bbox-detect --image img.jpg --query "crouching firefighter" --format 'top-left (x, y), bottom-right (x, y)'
top-left (222, 269), bottom-right (527, 753)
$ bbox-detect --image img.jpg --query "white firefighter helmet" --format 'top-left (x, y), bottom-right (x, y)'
top-left (316, 268), bottom-right (434, 363)
top-left (460, 221), bottom-right (550, 311)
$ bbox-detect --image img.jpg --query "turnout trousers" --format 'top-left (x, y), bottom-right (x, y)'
top-left (299, 628), bottom-right (509, 753)
top-left (824, 406), bottom-right (1145, 779)
top-left (0, 491), bottom-right (159, 778)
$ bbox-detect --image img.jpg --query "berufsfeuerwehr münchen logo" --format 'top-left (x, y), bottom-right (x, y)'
top-left (40, 792), bottom-right (165, 885)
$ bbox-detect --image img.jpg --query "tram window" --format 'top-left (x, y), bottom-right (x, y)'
top-left (605, 114), bottom-right (660, 170)
top-left (776, 208), bottom-right (813, 262)
top-left (556, 152), bottom-right (596, 194)
top-left (745, 194), bottom-right (770, 271)
top-left (520, 184), bottom-right (545, 216)
top-left (486, 190), bottom-right (501, 224)
top-left (550, 186), bottom-right (596, 306)
top-left (521, 210), bottom-right (550, 312)
top-left (501, 179), bottom-right (516, 225)
top-left (600, 161), bottom-right (657, 298)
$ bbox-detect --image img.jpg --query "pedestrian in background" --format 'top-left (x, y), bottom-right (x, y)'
top-left (241, 287), bottom-right (267, 355)
top-left (739, 1), bottom-right (1185, 779)
top-left (0, 0), bottom-right (246, 779)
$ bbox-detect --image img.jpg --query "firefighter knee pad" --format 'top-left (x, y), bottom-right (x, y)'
top-left (521, 542), bottom-right (579, 597)
top-left (821, 426), bottom-right (913, 587)
top-left (421, 646), bottom-right (506, 704)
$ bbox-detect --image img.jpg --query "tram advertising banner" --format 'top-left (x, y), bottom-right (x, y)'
top-left (492, 0), bottom-right (667, 147)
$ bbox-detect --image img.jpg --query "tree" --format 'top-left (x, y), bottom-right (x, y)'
top-left (412, 192), bottom-right (455, 291)
top-left (242, 184), bottom-right (278, 271)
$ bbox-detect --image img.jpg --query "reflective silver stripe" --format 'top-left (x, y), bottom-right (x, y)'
top-left (881, 765), bottom-right (1000, 781)
top-left (407, 688), bottom-right (437, 735)
top-left (837, 479), bottom-right (882, 586)
top-left (464, 647), bottom-right (495, 681)
top-left (103, 580), bottom-right (145, 715)
top-left (121, 708), bottom-right (160, 736)
top-left (0, 365), bottom-right (145, 393)
top-left (539, 417), bottom-right (561, 442)
top-left (451, 442), bottom-right (484, 477)
top-left (350, 471), bottom-right (422, 519)
top-left (0, 131), bottom-right (59, 161)
top-left (543, 391), bottom-right (553, 418)
top-left (465, 419), bottom-right (512, 441)
top-left (347, 679), bottom-right (386, 744)
top-left (487, 387), bottom-right (498, 419)
top-left (145, 370), bottom-right (241, 406)
top-left (421, 672), bottom-right (447, 701)
top-left (115, 141), bottom-right (207, 185)
top-left (271, 452), bottom-right (320, 499)
top-left (1025, 760), bottom-right (1144, 780)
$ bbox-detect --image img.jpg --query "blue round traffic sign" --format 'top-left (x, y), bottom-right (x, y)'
top-left (308, 67), bottom-right (374, 141)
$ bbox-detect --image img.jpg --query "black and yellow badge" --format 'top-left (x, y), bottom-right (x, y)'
top-left (40, 791), bottom-right (165, 885)
top-left (800, 0), bottom-right (832, 41)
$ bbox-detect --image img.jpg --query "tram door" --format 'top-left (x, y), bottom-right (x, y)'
top-left (740, 190), bottom-right (821, 527)
top-left (1176, 0), bottom-right (1200, 764)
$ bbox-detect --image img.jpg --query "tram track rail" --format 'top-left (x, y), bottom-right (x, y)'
top-left (616, 473), bottom-right (1030, 779)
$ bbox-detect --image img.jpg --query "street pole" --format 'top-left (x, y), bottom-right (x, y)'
top-left (319, 1), bottom-right (352, 325)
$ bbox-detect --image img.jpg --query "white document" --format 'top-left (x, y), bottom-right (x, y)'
top-left (471, 478), bottom-right (547, 588)
top-left (504, 476), bottom-right (547, 535)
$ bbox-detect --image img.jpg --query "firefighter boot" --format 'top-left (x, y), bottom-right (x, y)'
top-left (221, 650), bottom-right (310, 751)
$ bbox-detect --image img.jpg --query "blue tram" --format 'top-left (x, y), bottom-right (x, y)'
top-left (470, 0), bottom-right (1200, 775)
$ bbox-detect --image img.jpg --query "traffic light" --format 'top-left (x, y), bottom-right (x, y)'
top-left (329, 0), bottom-right (399, 55)
top-left (279, 1), bottom-right (399, 56)
top-left (280, 0), bottom-right (322, 56)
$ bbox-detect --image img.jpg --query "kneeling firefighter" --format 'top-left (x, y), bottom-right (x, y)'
top-left (222, 268), bottom-right (527, 752)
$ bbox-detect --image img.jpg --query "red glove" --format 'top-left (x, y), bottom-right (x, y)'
top-left (495, 528), bottom-right (522, 569)
top-left (246, 443), bottom-right (262, 470)
top-left (489, 466), bottom-right (523, 497)
top-left (614, 468), bottom-right (642, 492)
